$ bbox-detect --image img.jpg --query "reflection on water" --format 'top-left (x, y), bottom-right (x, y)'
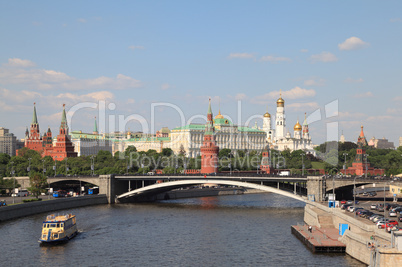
top-left (0, 193), bottom-right (365, 267)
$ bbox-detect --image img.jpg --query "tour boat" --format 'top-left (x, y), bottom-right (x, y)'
top-left (39, 214), bottom-right (78, 244)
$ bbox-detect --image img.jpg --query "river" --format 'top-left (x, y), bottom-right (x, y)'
top-left (0, 193), bottom-right (365, 266)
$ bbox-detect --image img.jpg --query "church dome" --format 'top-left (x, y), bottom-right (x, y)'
top-left (263, 112), bottom-right (271, 118)
top-left (277, 96), bottom-right (285, 107)
top-left (214, 110), bottom-right (224, 119)
top-left (294, 120), bottom-right (302, 131)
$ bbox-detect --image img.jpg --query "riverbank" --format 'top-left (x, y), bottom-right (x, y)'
top-left (303, 201), bottom-right (402, 266)
top-left (0, 195), bottom-right (107, 222)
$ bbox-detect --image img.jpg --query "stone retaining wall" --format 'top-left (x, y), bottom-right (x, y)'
top-left (0, 195), bottom-right (108, 222)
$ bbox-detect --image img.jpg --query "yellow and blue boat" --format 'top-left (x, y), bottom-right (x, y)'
top-left (39, 214), bottom-right (78, 244)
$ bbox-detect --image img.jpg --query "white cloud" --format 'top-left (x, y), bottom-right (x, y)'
top-left (304, 78), bottom-right (325, 86)
top-left (366, 115), bottom-right (393, 122)
top-left (128, 45), bottom-right (145, 50)
top-left (235, 93), bottom-right (247, 100)
top-left (390, 18), bottom-right (401, 23)
top-left (392, 96), bottom-right (402, 101)
top-left (161, 83), bottom-right (171, 90)
top-left (353, 92), bottom-right (373, 98)
top-left (6, 58), bottom-right (36, 68)
top-left (309, 52), bottom-right (338, 63)
top-left (0, 58), bottom-right (142, 91)
top-left (259, 55), bottom-right (291, 62)
top-left (251, 87), bottom-right (316, 104)
top-left (77, 18), bottom-right (87, 23)
top-left (300, 49), bottom-right (308, 53)
top-left (228, 53), bottom-right (255, 59)
top-left (287, 102), bottom-right (320, 111)
top-left (338, 111), bottom-right (366, 119)
top-left (338, 37), bottom-right (369, 51)
top-left (344, 77), bottom-right (364, 83)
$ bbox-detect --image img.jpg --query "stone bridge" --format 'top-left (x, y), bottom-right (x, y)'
top-left (34, 174), bottom-right (395, 203)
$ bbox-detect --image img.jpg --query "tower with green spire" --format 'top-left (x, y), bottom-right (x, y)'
top-left (25, 102), bottom-right (43, 151)
top-left (200, 98), bottom-right (219, 174)
top-left (51, 104), bottom-right (77, 161)
top-left (93, 117), bottom-right (98, 134)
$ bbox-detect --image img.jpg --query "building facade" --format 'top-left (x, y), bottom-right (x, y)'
top-left (368, 137), bottom-right (395, 149)
top-left (0, 127), bottom-right (18, 156)
top-left (70, 118), bottom-right (113, 156)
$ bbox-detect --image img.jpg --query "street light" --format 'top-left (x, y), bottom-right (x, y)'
top-left (28, 157), bottom-right (32, 177)
top-left (53, 160), bottom-right (57, 177)
top-left (91, 156), bottom-right (94, 176)
top-left (229, 152), bottom-right (232, 176)
top-left (354, 176), bottom-right (356, 217)
top-left (364, 154), bottom-right (369, 178)
top-left (343, 153), bottom-right (348, 175)
top-left (11, 161), bottom-right (15, 204)
top-left (300, 153), bottom-right (305, 176)
top-left (65, 158), bottom-right (68, 176)
top-left (43, 159), bottom-right (49, 199)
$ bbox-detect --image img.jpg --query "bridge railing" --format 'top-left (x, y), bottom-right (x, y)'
top-left (115, 172), bottom-right (311, 178)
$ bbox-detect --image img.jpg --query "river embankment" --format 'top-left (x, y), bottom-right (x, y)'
top-left (0, 195), bottom-right (107, 222)
top-left (303, 201), bottom-right (402, 266)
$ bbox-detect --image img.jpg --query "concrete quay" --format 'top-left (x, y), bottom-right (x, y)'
top-left (303, 201), bottom-right (402, 266)
top-left (291, 224), bottom-right (346, 253)
top-left (0, 195), bottom-right (108, 222)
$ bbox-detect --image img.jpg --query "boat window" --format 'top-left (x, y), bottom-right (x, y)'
top-left (60, 223), bottom-right (64, 228)
top-left (57, 223), bottom-right (60, 228)
top-left (50, 223), bottom-right (57, 228)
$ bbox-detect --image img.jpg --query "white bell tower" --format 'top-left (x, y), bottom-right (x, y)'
top-left (275, 91), bottom-right (286, 140)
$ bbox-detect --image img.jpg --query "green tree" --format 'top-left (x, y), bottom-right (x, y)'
top-left (28, 173), bottom-right (47, 198)
top-left (161, 148), bottom-right (173, 157)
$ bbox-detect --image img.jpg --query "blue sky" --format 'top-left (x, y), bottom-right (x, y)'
top-left (1, 1), bottom-right (401, 145)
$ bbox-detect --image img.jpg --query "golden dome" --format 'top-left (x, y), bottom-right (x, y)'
top-left (277, 90), bottom-right (285, 107)
top-left (294, 119), bottom-right (302, 131)
top-left (263, 112), bottom-right (271, 118)
top-left (215, 109), bottom-right (224, 119)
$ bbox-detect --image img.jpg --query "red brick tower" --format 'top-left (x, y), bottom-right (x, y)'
top-left (25, 103), bottom-right (43, 151)
top-left (200, 99), bottom-right (219, 174)
top-left (51, 104), bottom-right (77, 161)
top-left (42, 127), bottom-right (53, 157)
top-left (260, 144), bottom-right (272, 174)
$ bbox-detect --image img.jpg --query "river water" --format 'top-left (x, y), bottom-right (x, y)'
top-left (0, 193), bottom-right (365, 267)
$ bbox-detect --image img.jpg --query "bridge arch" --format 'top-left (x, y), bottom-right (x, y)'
top-left (117, 179), bottom-right (306, 202)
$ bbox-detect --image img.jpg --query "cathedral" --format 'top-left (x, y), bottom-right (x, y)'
top-left (262, 92), bottom-right (314, 153)
top-left (18, 103), bottom-right (77, 161)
